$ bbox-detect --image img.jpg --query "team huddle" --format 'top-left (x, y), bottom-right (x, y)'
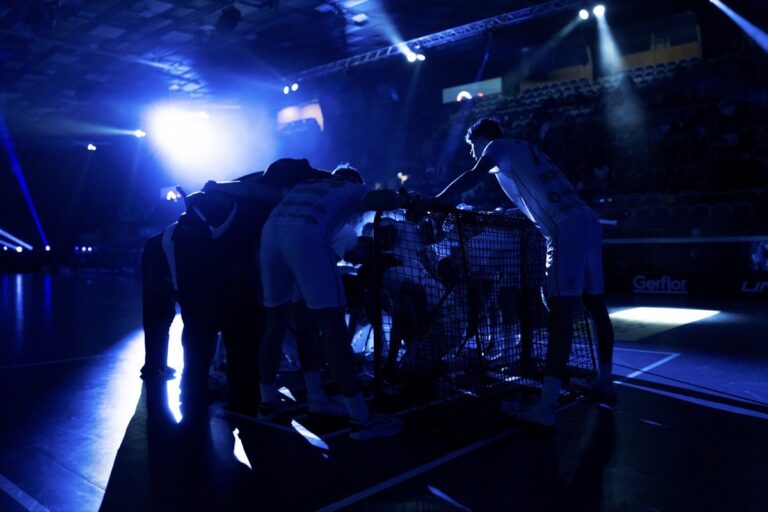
top-left (141, 118), bottom-right (616, 435)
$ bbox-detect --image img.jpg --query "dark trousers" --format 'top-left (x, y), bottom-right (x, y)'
top-left (141, 233), bottom-right (176, 372)
top-left (179, 289), bottom-right (264, 414)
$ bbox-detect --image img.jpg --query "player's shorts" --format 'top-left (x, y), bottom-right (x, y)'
top-left (261, 221), bottom-right (347, 309)
top-left (545, 209), bottom-right (605, 297)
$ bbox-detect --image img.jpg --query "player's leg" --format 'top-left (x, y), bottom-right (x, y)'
top-left (257, 224), bottom-right (297, 415)
top-left (140, 233), bottom-right (177, 380)
top-left (294, 242), bottom-right (402, 439)
top-left (574, 214), bottom-right (617, 402)
top-left (502, 217), bottom-right (587, 427)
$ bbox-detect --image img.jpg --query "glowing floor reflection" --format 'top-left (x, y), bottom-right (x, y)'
top-left (610, 307), bottom-right (721, 341)
top-left (291, 419), bottom-right (330, 452)
top-left (232, 428), bottom-right (252, 469)
top-left (166, 314), bottom-right (184, 423)
top-left (610, 307), bottom-right (720, 324)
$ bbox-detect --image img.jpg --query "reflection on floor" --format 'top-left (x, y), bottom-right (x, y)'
top-left (0, 273), bottom-right (766, 511)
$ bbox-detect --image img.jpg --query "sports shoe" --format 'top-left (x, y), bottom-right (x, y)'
top-left (500, 401), bottom-right (556, 429)
top-left (570, 377), bottom-right (618, 406)
top-left (307, 394), bottom-right (348, 417)
top-left (350, 413), bottom-right (403, 440)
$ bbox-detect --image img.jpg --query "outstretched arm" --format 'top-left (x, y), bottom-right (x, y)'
top-left (434, 155), bottom-right (497, 204)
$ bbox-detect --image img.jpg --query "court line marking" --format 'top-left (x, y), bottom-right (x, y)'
top-left (0, 474), bottom-right (50, 512)
top-left (0, 354), bottom-right (108, 370)
top-left (619, 353), bottom-right (681, 380)
top-left (314, 398), bottom-right (587, 511)
top-left (617, 381), bottom-right (768, 421)
top-left (315, 428), bottom-right (516, 512)
top-left (614, 346), bottom-right (677, 355)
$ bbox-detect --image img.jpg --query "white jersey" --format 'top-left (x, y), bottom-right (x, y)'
top-left (268, 176), bottom-right (366, 242)
top-left (482, 139), bottom-right (591, 237)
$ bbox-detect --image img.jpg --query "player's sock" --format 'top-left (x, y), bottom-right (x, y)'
top-left (344, 393), bottom-right (369, 422)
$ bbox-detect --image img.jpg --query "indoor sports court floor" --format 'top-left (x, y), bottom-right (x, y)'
top-left (0, 273), bottom-right (766, 511)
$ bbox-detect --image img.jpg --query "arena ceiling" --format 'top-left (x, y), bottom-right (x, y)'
top-left (0, 0), bottom-right (539, 122)
top-left (0, 0), bottom-right (711, 127)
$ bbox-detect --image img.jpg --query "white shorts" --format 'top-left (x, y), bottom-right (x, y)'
top-left (261, 223), bottom-right (347, 309)
top-left (545, 211), bottom-right (605, 297)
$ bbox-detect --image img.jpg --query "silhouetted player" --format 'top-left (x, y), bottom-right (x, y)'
top-left (259, 165), bottom-right (404, 440)
top-left (434, 118), bottom-right (616, 427)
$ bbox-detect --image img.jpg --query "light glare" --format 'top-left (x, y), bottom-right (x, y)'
top-left (283, 85), bottom-right (290, 94)
top-left (87, 143), bottom-right (97, 151)
top-left (579, 9), bottom-right (589, 20)
top-left (291, 82), bottom-right (299, 92)
top-left (134, 129), bottom-right (146, 138)
top-left (610, 307), bottom-right (720, 325)
top-left (593, 5), bottom-right (605, 17)
top-left (456, 90), bottom-right (473, 102)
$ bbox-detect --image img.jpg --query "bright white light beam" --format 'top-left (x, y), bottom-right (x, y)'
top-left (710, 0), bottom-right (768, 53)
top-left (0, 228), bottom-right (33, 250)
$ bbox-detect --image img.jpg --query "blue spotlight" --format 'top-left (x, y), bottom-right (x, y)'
top-left (0, 228), bottom-right (33, 250)
top-left (87, 143), bottom-right (97, 151)
top-left (579, 9), bottom-right (589, 20)
top-left (45, 245), bottom-right (51, 252)
top-left (283, 85), bottom-right (290, 94)
top-left (710, 0), bottom-right (768, 53)
top-left (134, 129), bottom-right (147, 138)
top-left (291, 82), bottom-right (299, 92)
top-left (406, 53), bottom-right (417, 63)
top-left (16, 246), bottom-right (23, 253)
top-left (0, 115), bottom-right (49, 249)
top-left (593, 5), bottom-right (605, 17)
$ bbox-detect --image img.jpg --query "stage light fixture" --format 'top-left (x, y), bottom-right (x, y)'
top-left (579, 9), bottom-right (589, 20)
top-left (406, 53), bottom-right (417, 63)
top-left (45, 245), bottom-right (51, 252)
top-left (593, 5), bottom-right (605, 17)
top-left (283, 85), bottom-right (290, 94)
top-left (87, 143), bottom-right (96, 151)
top-left (291, 82), bottom-right (299, 92)
top-left (134, 129), bottom-right (146, 138)
top-left (16, 246), bottom-right (23, 253)
top-left (415, 53), bottom-right (426, 61)
top-left (456, 90), bottom-right (473, 102)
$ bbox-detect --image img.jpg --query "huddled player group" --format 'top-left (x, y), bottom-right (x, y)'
top-left (141, 118), bottom-right (615, 436)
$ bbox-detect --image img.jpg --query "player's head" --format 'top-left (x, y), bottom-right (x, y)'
top-left (465, 118), bottom-right (503, 162)
top-left (332, 164), bottom-right (364, 184)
